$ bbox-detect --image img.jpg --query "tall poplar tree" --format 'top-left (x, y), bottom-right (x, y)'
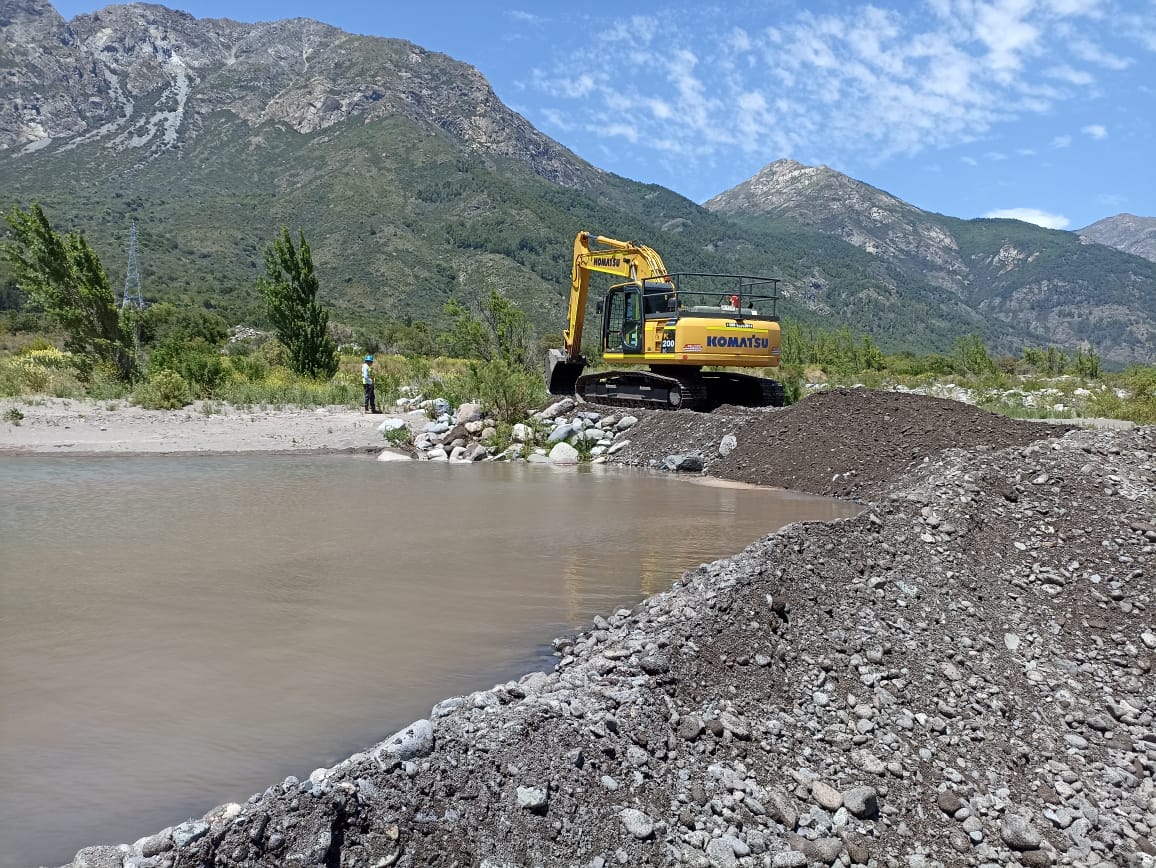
top-left (2, 204), bottom-right (136, 380)
top-left (257, 227), bottom-right (339, 379)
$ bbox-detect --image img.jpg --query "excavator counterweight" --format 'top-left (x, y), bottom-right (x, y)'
top-left (546, 231), bottom-right (785, 411)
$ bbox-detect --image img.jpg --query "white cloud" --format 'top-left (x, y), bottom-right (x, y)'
top-left (1082, 123), bottom-right (1108, 139)
top-left (505, 10), bottom-right (541, 24)
top-left (1044, 64), bottom-right (1094, 85)
top-left (1068, 36), bottom-right (1132, 69)
top-left (728, 27), bottom-right (752, 53)
top-left (961, 156), bottom-right (978, 166)
top-left (522, 0), bottom-right (1140, 178)
top-left (985, 207), bottom-right (1071, 229)
top-left (1017, 147), bottom-right (1036, 156)
top-left (531, 70), bottom-right (597, 99)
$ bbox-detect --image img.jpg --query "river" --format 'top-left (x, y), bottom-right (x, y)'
top-left (0, 454), bottom-right (860, 867)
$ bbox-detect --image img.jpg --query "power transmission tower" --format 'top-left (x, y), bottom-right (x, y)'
top-left (121, 220), bottom-right (144, 310)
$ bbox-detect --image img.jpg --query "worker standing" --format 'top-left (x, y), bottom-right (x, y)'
top-left (361, 354), bottom-right (378, 414)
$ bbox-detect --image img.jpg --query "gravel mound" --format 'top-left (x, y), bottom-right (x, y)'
top-left (610, 388), bottom-right (1075, 499)
top-left (57, 398), bottom-right (1154, 868)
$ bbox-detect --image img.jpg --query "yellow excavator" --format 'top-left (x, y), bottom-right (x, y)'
top-left (545, 231), bottom-right (785, 410)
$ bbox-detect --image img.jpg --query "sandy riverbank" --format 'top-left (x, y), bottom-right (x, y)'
top-left (0, 398), bottom-right (412, 455)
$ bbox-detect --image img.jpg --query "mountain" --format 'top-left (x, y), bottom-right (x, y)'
top-left (1079, 214), bottom-right (1156, 264)
top-left (705, 160), bottom-right (1156, 363)
top-left (2, 4), bottom-right (1154, 364)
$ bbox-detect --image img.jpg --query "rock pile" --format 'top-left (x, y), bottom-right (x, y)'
top-left (390, 396), bottom-right (639, 466)
top-left (56, 394), bottom-right (1154, 868)
top-left (402, 398), bottom-right (498, 463)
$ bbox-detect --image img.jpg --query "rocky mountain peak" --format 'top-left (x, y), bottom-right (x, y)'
top-left (0, 0), bottom-right (60, 25)
top-left (0, 1), bottom-right (598, 187)
top-left (1078, 213), bottom-right (1156, 263)
top-left (704, 158), bottom-right (915, 219)
top-left (705, 158), bottom-right (964, 289)
top-left (0, 0), bottom-right (64, 45)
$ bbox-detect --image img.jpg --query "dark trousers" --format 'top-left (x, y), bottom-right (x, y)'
top-left (363, 383), bottom-right (376, 411)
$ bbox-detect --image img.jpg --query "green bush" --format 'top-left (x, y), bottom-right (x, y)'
top-left (214, 370), bottom-right (362, 408)
top-left (572, 433), bottom-right (594, 463)
top-left (148, 338), bottom-right (226, 398)
top-left (259, 339), bottom-right (290, 367)
top-left (228, 354), bottom-right (269, 383)
top-left (465, 358), bottom-right (546, 423)
top-left (778, 365), bottom-right (805, 405)
top-left (382, 425), bottom-right (412, 448)
top-left (18, 336), bottom-right (56, 354)
top-left (483, 421), bottom-right (514, 453)
top-left (138, 304), bottom-right (229, 348)
top-left (132, 370), bottom-right (192, 409)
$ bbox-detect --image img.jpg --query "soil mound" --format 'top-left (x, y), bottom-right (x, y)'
top-left (611, 388), bottom-right (1074, 498)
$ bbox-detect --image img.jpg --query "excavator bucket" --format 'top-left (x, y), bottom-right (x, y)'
top-left (545, 349), bottom-right (586, 396)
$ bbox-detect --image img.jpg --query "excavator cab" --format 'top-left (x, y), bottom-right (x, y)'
top-left (603, 285), bottom-right (644, 354)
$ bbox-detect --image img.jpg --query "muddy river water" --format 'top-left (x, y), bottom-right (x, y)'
top-left (0, 454), bottom-right (860, 867)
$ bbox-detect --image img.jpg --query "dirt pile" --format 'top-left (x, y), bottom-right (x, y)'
top-left (609, 388), bottom-right (1075, 499)
top-left (58, 395), bottom-right (1154, 868)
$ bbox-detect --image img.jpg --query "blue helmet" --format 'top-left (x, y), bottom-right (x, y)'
top-left (364, 354), bottom-right (374, 362)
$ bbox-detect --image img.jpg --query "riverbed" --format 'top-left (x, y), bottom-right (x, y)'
top-left (0, 454), bottom-right (859, 868)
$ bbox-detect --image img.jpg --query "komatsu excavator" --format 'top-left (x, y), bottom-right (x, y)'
top-left (545, 231), bottom-right (785, 411)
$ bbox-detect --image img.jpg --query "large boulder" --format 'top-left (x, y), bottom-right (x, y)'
top-left (373, 719), bottom-right (435, 763)
top-left (462, 443), bottom-right (489, 462)
top-left (547, 424), bottom-right (575, 444)
top-left (549, 442), bottom-right (580, 465)
top-left (615, 415), bottom-right (638, 431)
top-left (376, 448), bottom-right (412, 462)
top-left (662, 454), bottom-right (704, 472)
top-left (537, 397), bottom-right (575, 420)
top-left (455, 402), bottom-right (484, 423)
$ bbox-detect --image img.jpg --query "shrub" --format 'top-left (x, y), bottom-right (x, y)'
top-left (20, 346), bottom-right (71, 368)
top-left (228, 354), bottom-right (269, 383)
top-left (572, 433), bottom-right (594, 463)
top-left (465, 358), bottom-right (546, 423)
top-left (382, 425), bottom-right (412, 448)
top-left (148, 338), bottom-right (226, 398)
top-left (483, 421), bottom-right (514, 453)
top-left (259, 339), bottom-right (290, 368)
top-left (132, 370), bottom-right (192, 409)
top-left (777, 365), bottom-right (805, 405)
top-left (4, 406), bottom-right (23, 425)
top-left (18, 336), bottom-right (56, 354)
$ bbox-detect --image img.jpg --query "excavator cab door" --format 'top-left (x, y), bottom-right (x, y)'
top-left (603, 286), bottom-right (644, 354)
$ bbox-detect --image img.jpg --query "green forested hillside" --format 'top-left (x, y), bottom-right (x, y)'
top-left (2, 109), bottom-right (998, 355)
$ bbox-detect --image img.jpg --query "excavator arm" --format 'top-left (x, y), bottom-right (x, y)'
top-left (548, 231), bottom-right (670, 395)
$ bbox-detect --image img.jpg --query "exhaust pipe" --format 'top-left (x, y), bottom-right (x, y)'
top-left (545, 349), bottom-right (586, 396)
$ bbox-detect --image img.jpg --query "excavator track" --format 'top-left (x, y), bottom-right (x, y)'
top-left (575, 369), bottom-right (785, 412)
top-left (698, 371), bottom-right (786, 408)
top-left (575, 370), bottom-right (711, 411)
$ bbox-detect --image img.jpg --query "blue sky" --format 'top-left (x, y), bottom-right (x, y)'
top-left (52, 0), bottom-right (1156, 229)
